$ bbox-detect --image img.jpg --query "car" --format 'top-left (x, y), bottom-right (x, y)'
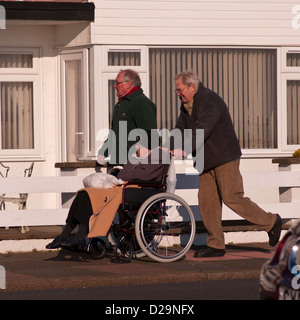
top-left (260, 219), bottom-right (300, 300)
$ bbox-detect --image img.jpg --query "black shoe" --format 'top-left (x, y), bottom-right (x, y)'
top-left (193, 246), bottom-right (225, 258)
top-left (268, 214), bottom-right (282, 247)
top-left (60, 237), bottom-right (86, 251)
top-left (46, 235), bottom-right (66, 249)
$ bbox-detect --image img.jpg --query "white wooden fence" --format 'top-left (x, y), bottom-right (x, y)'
top-left (175, 170), bottom-right (300, 222)
top-left (0, 171), bottom-right (299, 228)
top-left (0, 176), bottom-right (83, 227)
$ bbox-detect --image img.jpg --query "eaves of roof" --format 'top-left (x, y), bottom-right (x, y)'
top-left (0, 1), bottom-right (95, 21)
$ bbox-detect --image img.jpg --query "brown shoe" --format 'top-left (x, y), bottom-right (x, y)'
top-left (194, 246), bottom-right (225, 258)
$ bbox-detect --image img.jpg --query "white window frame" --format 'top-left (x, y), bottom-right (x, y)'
top-left (239, 47), bottom-right (282, 158)
top-left (102, 45), bottom-right (148, 73)
top-left (0, 47), bottom-right (42, 160)
top-left (59, 49), bottom-right (90, 162)
top-left (281, 47), bottom-right (300, 73)
top-left (281, 73), bottom-right (300, 152)
top-left (0, 47), bottom-right (40, 75)
top-left (280, 47), bottom-right (300, 153)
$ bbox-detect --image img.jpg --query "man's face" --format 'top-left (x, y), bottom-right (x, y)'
top-left (114, 72), bottom-right (132, 98)
top-left (175, 77), bottom-right (196, 103)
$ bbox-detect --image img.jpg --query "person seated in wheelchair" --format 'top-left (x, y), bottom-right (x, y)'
top-left (46, 130), bottom-right (173, 251)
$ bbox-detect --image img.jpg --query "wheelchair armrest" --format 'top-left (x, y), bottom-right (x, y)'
top-left (125, 179), bottom-right (163, 186)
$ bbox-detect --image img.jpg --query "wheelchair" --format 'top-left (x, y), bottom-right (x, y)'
top-left (97, 170), bottom-right (196, 263)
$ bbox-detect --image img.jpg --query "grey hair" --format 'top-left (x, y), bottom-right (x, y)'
top-left (120, 69), bottom-right (142, 87)
top-left (174, 71), bottom-right (200, 87)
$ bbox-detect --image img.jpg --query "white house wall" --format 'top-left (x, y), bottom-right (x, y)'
top-left (94, 0), bottom-right (300, 46)
top-left (55, 22), bottom-right (91, 48)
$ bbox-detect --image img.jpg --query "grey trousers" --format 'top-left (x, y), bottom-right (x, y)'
top-left (198, 159), bottom-right (277, 249)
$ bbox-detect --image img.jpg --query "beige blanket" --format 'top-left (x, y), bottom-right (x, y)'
top-left (81, 186), bottom-right (123, 238)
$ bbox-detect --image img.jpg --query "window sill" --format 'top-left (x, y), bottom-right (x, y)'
top-left (55, 161), bottom-right (102, 169)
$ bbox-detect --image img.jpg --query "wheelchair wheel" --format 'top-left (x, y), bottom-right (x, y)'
top-left (114, 240), bottom-right (134, 262)
top-left (126, 233), bottom-right (146, 259)
top-left (87, 238), bottom-right (106, 259)
top-left (135, 192), bottom-right (196, 263)
top-left (112, 229), bottom-right (146, 259)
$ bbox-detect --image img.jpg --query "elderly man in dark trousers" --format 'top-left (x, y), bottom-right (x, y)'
top-left (171, 71), bottom-right (282, 258)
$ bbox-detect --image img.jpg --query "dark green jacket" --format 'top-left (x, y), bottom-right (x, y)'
top-left (98, 88), bottom-right (157, 165)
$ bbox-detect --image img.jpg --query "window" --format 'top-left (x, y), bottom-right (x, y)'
top-left (0, 82), bottom-right (33, 149)
top-left (0, 48), bottom-right (41, 159)
top-left (281, 48), bottom-right (300, 151)
top-left (287, 80), bottom-right (300, 145)
top-left (0, 54), bottom-right (33, 68)
top-left (108, 79), bottom-right (118, 125)
top-left (149, 48), bottom-right (277, 150)
top-left (102, 46), bottom-right (147, 73)
top-left (65, 59), bottom-right (83, 160)
top-left (287, 53), bottom-right (300, 67)
top-left (108, 51), bottom-right (141, 67)
top-left (60, 50), bottom-right (89, 162)
top-left (100, 46), bottom-right (300, 156)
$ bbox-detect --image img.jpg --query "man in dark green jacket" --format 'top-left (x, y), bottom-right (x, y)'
top-left (97, 69), bottom-right (157, 165)
top-left (172, 71), bottom-right (282, 258)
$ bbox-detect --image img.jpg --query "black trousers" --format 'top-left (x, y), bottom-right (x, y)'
top-left (66, 191), bottom-right (93, 229)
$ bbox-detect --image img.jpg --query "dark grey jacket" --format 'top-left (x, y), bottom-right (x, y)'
top-left (175, 83), bottom-right (241, 173)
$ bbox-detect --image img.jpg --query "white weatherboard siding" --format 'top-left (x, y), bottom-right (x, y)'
top-left (94, 0), bottom-right (300, 45)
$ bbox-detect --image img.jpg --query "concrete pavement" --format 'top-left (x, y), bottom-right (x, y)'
top-left (0, 241), bottom-right (276, 292)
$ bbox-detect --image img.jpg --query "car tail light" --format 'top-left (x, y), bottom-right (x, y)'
top-left (288, 239), bottom-right (300, 275)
